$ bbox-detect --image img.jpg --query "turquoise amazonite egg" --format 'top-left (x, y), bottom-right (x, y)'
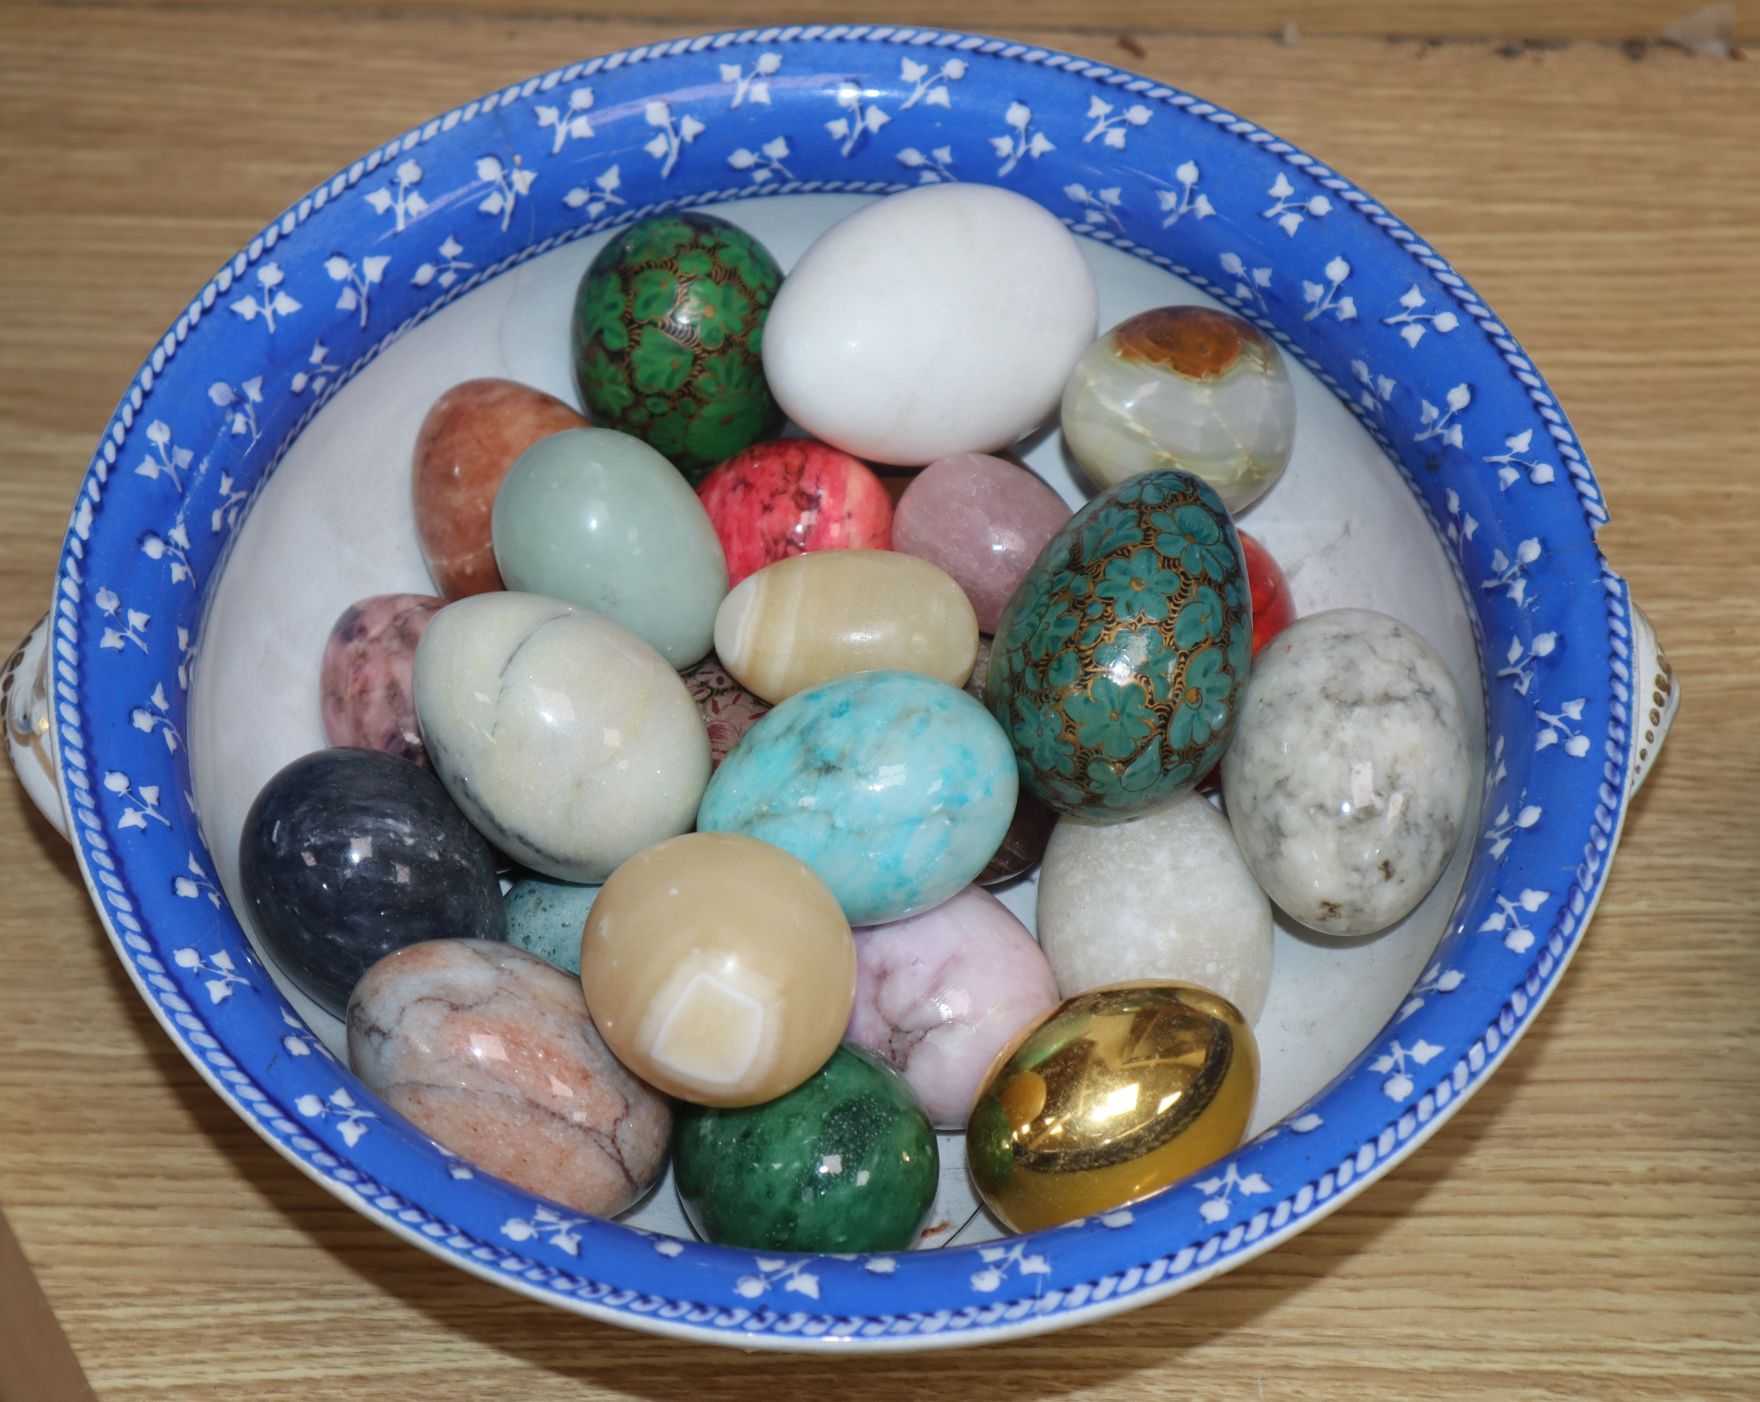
top-left (986, 469), bottom-right (1250, 819)
top-left (696, 670), bottom-right (1016, 925)
top-left (503, 873), bottom-right (599, 975)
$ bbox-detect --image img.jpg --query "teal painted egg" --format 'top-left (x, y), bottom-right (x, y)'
top-left (672, 1045), bottom-right (938, 1252)
top-left (503, 873), bottom-right (599, 974)
top-left (986, 469), bottom-right (1251, 819)
top-left (696, 669), bottom-right (1016, 925)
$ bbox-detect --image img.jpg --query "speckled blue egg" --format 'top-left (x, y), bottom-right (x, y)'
top-left (987, 469), bottom-right (1251, 820)
top-left (696, 670), bottom-right (1017, 925)
top-left (503, 873), bottom-right (600, 974)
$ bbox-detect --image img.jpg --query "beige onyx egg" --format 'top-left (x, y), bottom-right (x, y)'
top-left (713, 549), bottom-right (978, 704)
top-left (580, 832), bottom-right (856, 1106)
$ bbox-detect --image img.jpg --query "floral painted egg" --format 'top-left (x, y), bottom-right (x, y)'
top-left (571, 212), bottom-right (783, 482)
top-left (986, 470), bottom-right (1251, 820)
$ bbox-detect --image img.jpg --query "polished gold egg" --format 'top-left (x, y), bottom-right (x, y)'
top-left (965, 982), bottom-right (1258, 1233)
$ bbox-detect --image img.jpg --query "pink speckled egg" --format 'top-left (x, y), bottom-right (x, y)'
top-left (697, 438), bottom-right (893, 587)
top-left (319, 592), bottom-right (443, 766)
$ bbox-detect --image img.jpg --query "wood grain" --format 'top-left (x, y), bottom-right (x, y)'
top-left (1, 4), bottom-right (1756, 1398)
top-left (46, 0), bottom-right (1760, 41)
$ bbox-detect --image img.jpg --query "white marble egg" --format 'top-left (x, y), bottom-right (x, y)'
top-left (1037, 791), bottom-right (1273, 1022)
top-left (1221, 609), bottom-right (1473, 937)
top-left (761, 185), bottom-right (1098, 466)
top-left (413, 592), bottom-right (710, 883)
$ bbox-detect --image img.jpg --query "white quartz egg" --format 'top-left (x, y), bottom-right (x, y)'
top-left (761, 185), bottom-right (1098, 466)
top-left (1221, 609), bottom-right (1473, 938)
top-left (1037, 792), bottom-right (1273, 1022)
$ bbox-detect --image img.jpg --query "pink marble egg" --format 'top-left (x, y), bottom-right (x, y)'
top-left (683, 656), bottom-right (770, 771)
top-left (696, 438), bottom-right (893, 587)
top-left (320, 593), bottom-right (443, 767)
top-left (348, 939), bottom-right (671, 1217)
top-left (892, 453), bottom-right (1071, 632)
top-left (846, 886), bottom-right (1060, 1130)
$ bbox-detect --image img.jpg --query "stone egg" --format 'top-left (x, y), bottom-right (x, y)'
top-left (846, 886), bottom-right (1060, 1130)
top-left (413, 592), bottom-right (709, 883)
top-left (1239, 529), bottom-right (1297, 657)
top-left (490, 427), bottom-right (728, 668)
top-left (1037, 791), bottom-right (1273, 1021)
top-left (987, 469), bottom-right (1251, 820)
top-left (672, 1046), bottom-right (937, 1253)
top-left (696, 438), bottom-right (893, 587)
top-left (892, 452), bottom-right (1072, 633)
top-left (966, 982), bottom-right (1258, 1234)
top-left (238, 747), bottom-right (505, 1017)
top-left (697, 670), bottom-right (1017, 926)
top-left (503, 872), bottom-right (600, 974)
top-left (714, 549), bottom-right (978, 705)
top-left (411, 378), bottom-right (589, 600)
top-left (348, 940), bottom-right (669, 1218)
top-left (1221, 608), bottom-right (1473, 937)
top-left (571, 212), bottom-right (783, 482)
top-left (761, 184), bottom-right (1098, 465)
top-left (318, 592), bottom-right (442, 766)
top-left (1061, 305), bottom-right (1294, 514)
top-left (580, 832), bottom-right (855, 1107)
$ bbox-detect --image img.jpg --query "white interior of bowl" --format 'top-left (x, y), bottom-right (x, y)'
top-left (190, 193), bottom-right (1484, 1248)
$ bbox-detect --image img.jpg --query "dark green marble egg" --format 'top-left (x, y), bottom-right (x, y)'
top-left (672, 1046), bottom-right (938, 1252)
top-left (571, 212), bottom-right (783, 482)
top-left (987, 469), bottom-right (1251, 819)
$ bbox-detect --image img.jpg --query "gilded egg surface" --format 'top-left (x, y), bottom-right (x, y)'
top-left (966, 982), bottom-right (1259, 1234)
top-left (986, 470), bottom-right (1251, 819)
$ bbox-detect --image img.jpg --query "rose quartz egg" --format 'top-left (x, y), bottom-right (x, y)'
top-left (893, 454), bottom-right (1071, 632)
top-left (696, 439), bottom-right (893, 587)
top-left (319, 593), bottom-right (443, 766)
top-left (846, 886), bottom-right (1060, 1129)
top-left (412, 378), bottom-right (588, 599)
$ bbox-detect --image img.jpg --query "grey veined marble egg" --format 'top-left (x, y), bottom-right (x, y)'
top-left (1220, 609), bottom-right (1472, 938)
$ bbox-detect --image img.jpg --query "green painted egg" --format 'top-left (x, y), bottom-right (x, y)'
top-left (986, 469), bottom-right (1251, 819)
top-left (672, 1046), bottom-right (938, 1252)
top-left (571, 212), bottom-right (783, 482)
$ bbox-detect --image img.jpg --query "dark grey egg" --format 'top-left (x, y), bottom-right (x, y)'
top-left (238, 747), bottom-right (506, 1016)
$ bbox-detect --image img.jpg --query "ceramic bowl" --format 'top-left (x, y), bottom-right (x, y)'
top-left (5, 26), bottom-right (1677, 1350)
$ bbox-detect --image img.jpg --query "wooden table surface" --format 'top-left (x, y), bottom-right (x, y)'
top-left (2, 2), bottom-right (1756, 1397)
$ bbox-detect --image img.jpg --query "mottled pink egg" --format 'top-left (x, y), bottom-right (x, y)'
top-left (320, 593), bottom-right (442, 766)
top-left (696, 438), bottom-right (893, 587)
top-left (846, 886), bottom-right (1060, 1130)
top-left (892, 453), bottom-right (1071, 632)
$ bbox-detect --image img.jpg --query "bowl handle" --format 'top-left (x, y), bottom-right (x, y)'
top-left (0, 600), bottom-right (1681, 844)
top-left (1625, 603), bottom-right (1679, 799)
top-left (4, 613), bottom-right (71, 841)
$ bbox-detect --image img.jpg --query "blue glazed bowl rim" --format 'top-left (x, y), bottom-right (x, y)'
top-left (46, 24), bottom-right (1634, 1349)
